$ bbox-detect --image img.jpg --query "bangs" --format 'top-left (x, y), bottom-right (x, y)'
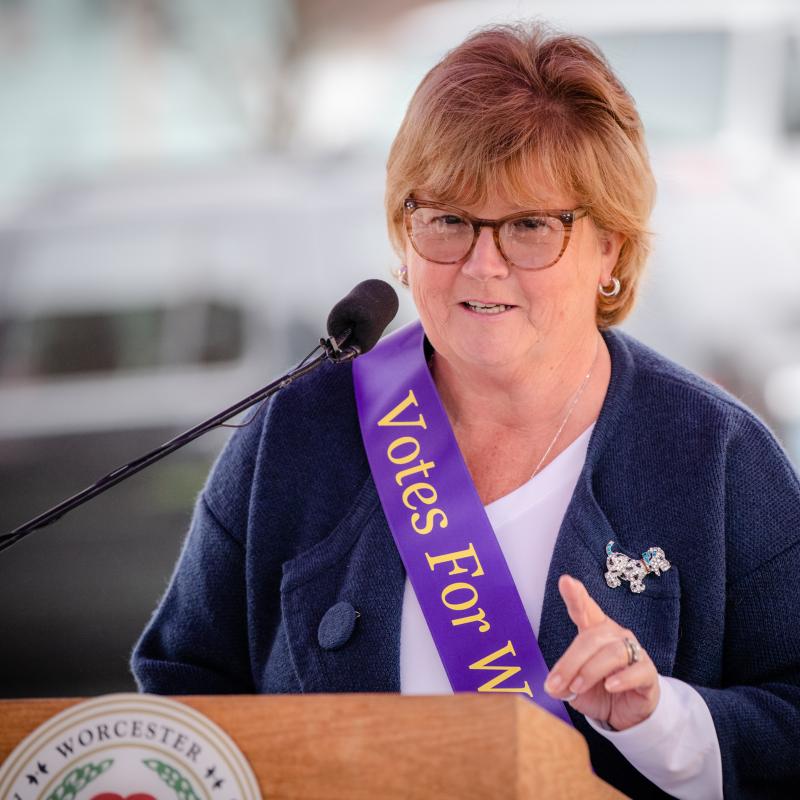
top-left (418, 140), bottom-right (584, 212)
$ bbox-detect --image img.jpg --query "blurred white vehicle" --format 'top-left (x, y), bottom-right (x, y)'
top-left (0, 157), bottom-right (411, 439)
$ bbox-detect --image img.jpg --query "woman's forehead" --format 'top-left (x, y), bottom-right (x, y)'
top-left (418, 156), bottom-right (578, 211)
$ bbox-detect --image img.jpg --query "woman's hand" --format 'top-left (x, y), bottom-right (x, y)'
top-left (543, 575), bottom-right (660, 731)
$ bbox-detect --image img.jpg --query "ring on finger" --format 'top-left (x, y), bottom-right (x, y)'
top-left (623, 637), bottom-right (641, 667)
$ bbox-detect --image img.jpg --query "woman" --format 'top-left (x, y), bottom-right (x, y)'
top-left (132, 23), bottom-right (800, 798)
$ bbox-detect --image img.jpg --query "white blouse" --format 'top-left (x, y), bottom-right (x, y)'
top-left (399, 425), bottom-right (723, 800)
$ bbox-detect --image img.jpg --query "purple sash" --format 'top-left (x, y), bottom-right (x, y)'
top-left (353, 320), bottom-right (571, 724)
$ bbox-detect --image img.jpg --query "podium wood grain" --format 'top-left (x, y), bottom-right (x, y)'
top-left (0, 694), bottom-right (627, 799)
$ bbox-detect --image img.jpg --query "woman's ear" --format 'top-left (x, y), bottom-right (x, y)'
top-left (598, 230), bottom-right (624, 283)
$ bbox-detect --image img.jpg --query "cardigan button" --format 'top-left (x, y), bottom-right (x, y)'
top-left (318, 601), bottom-right (359, 650)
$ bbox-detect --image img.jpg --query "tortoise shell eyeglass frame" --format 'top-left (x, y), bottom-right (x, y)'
top-left (402, 197), bottom-right (590, 270)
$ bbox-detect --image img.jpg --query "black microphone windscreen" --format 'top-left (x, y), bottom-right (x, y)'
top-left (327, 279), bottom-right (399, 354)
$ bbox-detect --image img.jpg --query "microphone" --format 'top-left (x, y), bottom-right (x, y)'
top-left (326, 279), bottom-right (399, 358)
top-left (0, 280), bottom-right (399, 553)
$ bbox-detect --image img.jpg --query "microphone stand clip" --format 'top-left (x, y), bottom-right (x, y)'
top-left (321, 329), bottom-right (359, 363)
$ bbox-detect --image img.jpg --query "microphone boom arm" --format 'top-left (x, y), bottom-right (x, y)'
top-left (0, 335), bottom-right (354, 554)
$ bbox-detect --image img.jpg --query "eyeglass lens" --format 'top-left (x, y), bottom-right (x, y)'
top-left (409, 207), bottom-right (567, 269)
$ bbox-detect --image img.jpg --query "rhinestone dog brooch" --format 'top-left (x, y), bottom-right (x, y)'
top-left (605, 540), bottom-right (671, 594)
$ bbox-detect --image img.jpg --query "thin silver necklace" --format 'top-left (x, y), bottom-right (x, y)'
top-left (530, 335), bottom-right (600, 480)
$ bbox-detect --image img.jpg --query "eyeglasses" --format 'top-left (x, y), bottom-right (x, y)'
top-left (403, 197), bottom-right (589, 270)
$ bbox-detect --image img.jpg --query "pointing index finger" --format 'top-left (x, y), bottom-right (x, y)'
top-left (558, 574), bottom-right (607, 631)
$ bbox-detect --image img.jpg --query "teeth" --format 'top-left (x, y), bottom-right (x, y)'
top-left (465, 301), bottom-right (509, 314)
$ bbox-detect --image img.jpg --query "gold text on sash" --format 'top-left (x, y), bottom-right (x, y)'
top-left (377, 388), bottom-right (533, 695)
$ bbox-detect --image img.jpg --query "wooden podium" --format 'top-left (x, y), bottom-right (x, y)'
top-left (0, 694), bottom-right (626, 799)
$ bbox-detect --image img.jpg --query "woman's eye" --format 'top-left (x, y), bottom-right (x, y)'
top-left (514, 216), bottom-right (547, 231)
top-left (435, 214), bottom-right (466, 226)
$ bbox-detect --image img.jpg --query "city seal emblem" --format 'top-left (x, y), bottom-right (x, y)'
top-left (0, 694), bottom-right (261, 800)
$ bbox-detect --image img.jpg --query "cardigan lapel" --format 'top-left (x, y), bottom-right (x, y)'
top-left (538, 330), bottom-right (682, 676)
top-left (539, 327), bottom-right (639, 668)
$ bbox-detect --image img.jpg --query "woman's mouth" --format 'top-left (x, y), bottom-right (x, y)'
top-left (462, 300), bottom-right (513, 315)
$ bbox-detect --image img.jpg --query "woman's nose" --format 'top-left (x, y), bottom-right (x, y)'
top-left (460, 226), bottom-right (509, 280)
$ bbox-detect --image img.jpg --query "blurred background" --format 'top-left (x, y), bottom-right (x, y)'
top-left (1, 0), bottom-right (799, 698)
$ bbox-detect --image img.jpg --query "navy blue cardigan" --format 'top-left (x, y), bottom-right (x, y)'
top-left (132, 329), bottom-right (800, 798)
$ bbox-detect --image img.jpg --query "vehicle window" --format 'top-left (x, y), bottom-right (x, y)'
top-left (0, 302), bottom-right (244, 382)
top-left (201, 302), bottom-right (245, 364)
top-left (592, 31), bottom-right (729, 142)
